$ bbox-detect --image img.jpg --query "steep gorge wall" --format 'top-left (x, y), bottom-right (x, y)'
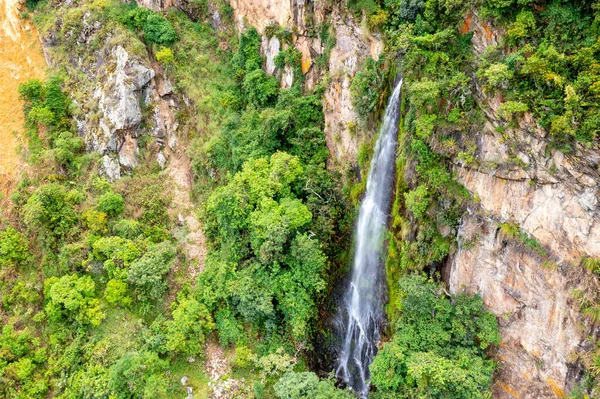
top-left (445, 12), bottom-right (600, 399)
top-left (46, 0), bottom-right (600, 397)
top-left (228, 0), bottom-right (384, 165)
top-left (151, 0), bottom-right (383, 165)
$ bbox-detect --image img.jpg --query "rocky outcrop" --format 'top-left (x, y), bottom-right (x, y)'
top-left (449, 215), bottom-right (597, 398)
top-left (83, 44), bottom-right (178, 181)
top-left (228, 0), bottom-right (384, 164)
top-left (91, 46), bottom-right (154, 153)
top-left (132, 0), bottom-right (383, 165)
top-left (41, 6), bottom-right (179, 181)
top-left (446, 11), bottom-right (600, 398)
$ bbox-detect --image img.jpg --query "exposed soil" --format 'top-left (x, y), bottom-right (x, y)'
top-left (0, 0), bottom-right (45, 195)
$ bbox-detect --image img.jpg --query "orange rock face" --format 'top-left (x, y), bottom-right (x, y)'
top-left (0, 0), bottom-right (46, 194)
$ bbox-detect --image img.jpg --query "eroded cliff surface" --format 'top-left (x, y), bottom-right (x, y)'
top-left (446, 12), bottom-right (600, 398)
top-left (0, 0), bottom-right (46, 194)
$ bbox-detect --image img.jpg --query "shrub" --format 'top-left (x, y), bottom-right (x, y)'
top-left (155, 46), bottom-right (174, 65)
top-left (97, 192), bottom-right (124, 216)
top-left (104, 279), bottom-right (131, 307)
top-left (143, 14), bottom-right (177, 45)
top-left (404, 185), bottom-right (430, 219)
top-left (164, 297), bottom-right (214, 356)
top-left (350, 57), bottom-right (386, 122)
top-left (370, 274), bottom-right (500, 398)
top-left (274, 372), bottom-right (354, 399)
top-left (498, 101), bottom-right (529, 119)
top-left (0, 228), bottom-right (30, 268)
top-left (44, 274), bottom-right (105, 326)
top-left (22, 183), bottom-right (77, 245)
top-left (242, 69), bottom-right (279, 108)
top-left (127, 241), bottom-right (176, 299)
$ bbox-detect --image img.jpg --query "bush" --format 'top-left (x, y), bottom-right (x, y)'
top-left (22, 183), bottom-right (78, 245)
top-left (155, 46), bottom-right (174, 65)
top-left (350, 57), bottom-right (386, 122)
top-left (143, 13), bottom-right (177, 45)
top-left (404, 185), bottom-right (430, 219)
top-left (274, 372), bottom-right (354, 399)
top-left (370, 274), bottom-right (500, 398)
top-left (97, 192), bottom-right (124, 216)
top-left (104, 279), bottom-right (131, 307)
top-left (0, 228), bottom-right (30, 268)
top-left (121, 6), bottom-right (177, 45)
top-left (127, 241), bottom-right (176, 299)
top-left (242, 69), bottom-right (279, 108)
top-left (44, 274), bottom-right (105, 326)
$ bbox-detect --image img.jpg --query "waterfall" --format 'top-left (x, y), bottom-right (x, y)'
top-left (335, 78), bottom-right (403, 397)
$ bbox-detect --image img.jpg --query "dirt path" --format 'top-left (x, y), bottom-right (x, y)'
top-left (166, 149), bottom-right (207, 277)
top-left (0, 0), bottom-right (46, 194)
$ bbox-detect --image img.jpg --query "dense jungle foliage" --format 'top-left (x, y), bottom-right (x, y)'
top-left (3, 0), bottom-right (599, 398)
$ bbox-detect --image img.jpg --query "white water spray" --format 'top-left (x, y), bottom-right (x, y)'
top-left (335, 78), bottom-right (403, 397)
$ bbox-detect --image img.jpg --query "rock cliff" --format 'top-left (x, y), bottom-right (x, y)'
top-left (227, 0), bottom-right (383, 165)
top-left (446, 12), bottom-right (600, 398)
top-left (42, 6), bottom-right (178, 181)
top-left (36, 1), bottom-right (600, 397)
top-left (148, 0), bottom-right (384, 165)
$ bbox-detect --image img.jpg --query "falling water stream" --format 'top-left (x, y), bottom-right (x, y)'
top-left (335, 78), bottom-right (403, 397)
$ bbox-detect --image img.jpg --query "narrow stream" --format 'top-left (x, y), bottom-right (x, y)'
top-left (335, 78), bottom-right (403, 397)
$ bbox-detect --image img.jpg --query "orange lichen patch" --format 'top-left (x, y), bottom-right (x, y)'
top-left (482, 21), bottom-right (494, 41)
top-left (0, 0), bottom-right (46, 195)
top-left (521, 371), bottom-right (532, 381)
top-left (301, 53), bottom-right (311, 74)
top-left (460, 12), bottom-right (473, 34)
top-left (498, 382), bottom-right (522, 398)
top-left (547, 377), bottom-right (567, 398)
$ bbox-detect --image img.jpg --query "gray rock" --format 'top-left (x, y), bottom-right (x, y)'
top-left (97, 46), bottom-right (155, 133)
top-left (101, 155), bottom-right (121, 182)
top-left (157, 152), bottom-right (167, 169)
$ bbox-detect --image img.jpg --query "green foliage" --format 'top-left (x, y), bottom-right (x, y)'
top-left (274, 372), bottom-right (354, 399)
top-left (370, 274), bottom-right (500, 399)
top-left (44, 274), bottom-right (105, 327)
top-left (144, 13), bottom-right (177, 45)
top-left (127, 241), bottom-right (176, 300)
top-left (121, 5), bottom-right (177, 45)
top-left (0, 227), bottom-right (30, 268)
top-left (155, 46), bottom-right (175, 65)
top-left (107, 351), bottom-right (169, 398)
top-left (199, 153), bottom-right (329, 345)
top-left (163, 296), bottom-right (214, 356)
top-left (104, 279), bottom-right (131, 307)
top-left (385, 0), bottom-right (425, 23)
top-left (477, 1), bottom-right (600, 146)
top-left (97, 191), bottom-right (125, 216)
top-left (0, 324), bottom-right (48, 398)
top-left (350, 57), bottom-right (387, 122)
top-left (242, 69), bottom-right (279, 108)
top-left (498, 100), bottom-right (529, 119)
top-left (404, 184), bottom-right (430, 219)
top-left (232, 27), bottom-right (262, 79)
top-left (22, 183), bottom-right (78, 247)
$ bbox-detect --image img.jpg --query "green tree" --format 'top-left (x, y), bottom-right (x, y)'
top-left (274, 372), bottom-right (354, 399)
top-left (0, 227), bottom-right (30, 268)
top-left (97, 191), bottom-right (125, 216)
top-left (22, 183), bottom-right (78, 246)
top-left (127, 241), bottom-right (176, 299)
top-left (108, 351), bottom-right (168, 399)
top-left (242, 69), bottom-right (279, 108)
top-left (163, 297), bottom-right (214, 356)
top-left (370, 274), bottom-right (500, 399)
top-left (44, 274), bottom-right (105, 326)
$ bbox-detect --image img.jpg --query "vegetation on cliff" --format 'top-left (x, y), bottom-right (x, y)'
top-left (10, 0), bottom-right (600, 398)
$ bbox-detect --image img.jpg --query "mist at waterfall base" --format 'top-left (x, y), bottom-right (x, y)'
top-left (335, 79), bottom-right (403, 397)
